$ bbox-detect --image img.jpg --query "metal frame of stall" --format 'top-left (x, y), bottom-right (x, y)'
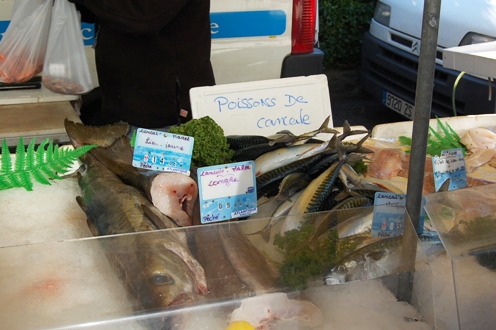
top-left (399, 0), bottom-right (442, 302)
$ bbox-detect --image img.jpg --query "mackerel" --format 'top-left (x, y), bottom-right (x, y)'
top-left (255, 138), bottom-right (333, 177)
top-left (280, 148), bottom-right (364, 233)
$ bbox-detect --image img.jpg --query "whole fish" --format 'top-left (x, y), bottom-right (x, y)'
top-left (324, 236), bottom-right (406, 285)
top-left (76, 152), bottom-right (208, 312)
top-left (91, 136), bottom-right (197, 227)
top-left (280, 149), bottom-right (363, 234)
top-left (255, 138), bottom-right (333, 177)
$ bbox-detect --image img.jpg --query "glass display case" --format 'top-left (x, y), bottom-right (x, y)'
top-left (424, 184), bottom-right (496, 330)
top-left (0, 197), bottom-right (435, 329)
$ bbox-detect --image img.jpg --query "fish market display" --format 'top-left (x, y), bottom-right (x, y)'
top-left (53, 117), bottom-right (443, 328)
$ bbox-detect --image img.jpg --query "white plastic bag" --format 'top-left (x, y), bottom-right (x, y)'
top-left (42, 0), bottom-right (94, 94)
top-left (0, 0), bottom-right (53, 83)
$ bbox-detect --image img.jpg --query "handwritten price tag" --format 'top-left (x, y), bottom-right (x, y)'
top-left (432, 148), bottom-right (467, 192)
top-left (132, 128), bottom-right (194, 175)
top-left (197, 161), bottom-right (257, 224)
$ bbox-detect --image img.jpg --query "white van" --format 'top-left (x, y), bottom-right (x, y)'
top-left (0, 0), bottom-right (324, 85)
top-left (361, 0), bottom-right (496, 119)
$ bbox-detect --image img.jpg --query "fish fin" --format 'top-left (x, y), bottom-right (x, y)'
top-left (75, 196), bottom-right (87, 213)
top-left (90, 136), bottom-right (134, 166)
top-left (85, 218), bottom-right (99, 236)
top-left (141, 204), bottom-right (179, 229)
top-left (316, 116), bottom-right (338, 135)
top-left (75, 196), bottom-right (99, 235)
top-left (436, 178), bottom-right (451, 192)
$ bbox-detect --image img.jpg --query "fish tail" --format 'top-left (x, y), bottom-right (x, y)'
top-left (64, 119), bottom-right (129, 148)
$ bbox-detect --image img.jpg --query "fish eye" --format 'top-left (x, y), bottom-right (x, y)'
top-left (150, 274), bottom-right (174, 286)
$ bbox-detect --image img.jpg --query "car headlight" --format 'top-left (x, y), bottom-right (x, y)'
top-left (373, 1), bottom-right (391, 27)
top-left (459, 32), bottom-right (496, 46)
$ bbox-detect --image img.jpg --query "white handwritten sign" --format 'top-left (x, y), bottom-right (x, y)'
top-left (190, 74), bottom-right (332, 136)
top-left (432, 148), bottom-right (468, 191)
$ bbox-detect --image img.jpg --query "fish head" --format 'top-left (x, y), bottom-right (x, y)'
top-left (325, 250), bottom-right (375, 285)
top-left (324, 263), bottom-right (350, 285)
top-left (136, 240), bottom-right (201, 309)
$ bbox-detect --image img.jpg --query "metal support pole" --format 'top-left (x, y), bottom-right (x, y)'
top-left (397, 0), bottom-right (441, 303)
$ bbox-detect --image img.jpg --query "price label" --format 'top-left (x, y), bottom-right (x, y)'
top-left (132, 128), bottom-right (194, 175)
top-left (372, 192), bottom-right (407, 237)
top-left (432, 148), bottom-right (467, 192)
top-left (197, 161), bottom-right (257, 224)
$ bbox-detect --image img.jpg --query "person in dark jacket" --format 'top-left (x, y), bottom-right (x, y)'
top-left (69, 0), bottom-right (215, 128)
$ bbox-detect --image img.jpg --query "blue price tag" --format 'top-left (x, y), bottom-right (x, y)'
top-left (197, 161), bottom-right (257, 224)
top-left (132, 128), bottom-right (194, 175)
top-left (372, 192), bottom-right (407, 238)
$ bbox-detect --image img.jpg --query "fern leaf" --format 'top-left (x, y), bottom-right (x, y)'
top-left (0, 137), bottom-right (97, 191)
top-left (19, 171), bottom-right (33, 191)
top-left (1, 138), bottom-right (13, 174)
top-left (15, 137), bottom-right (26, 172)
top-left (31, 167), bottom-right (52, 185)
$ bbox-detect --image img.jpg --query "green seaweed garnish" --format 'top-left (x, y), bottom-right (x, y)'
top-left (399, 118), bottom-right (466, 156)
top-left (0, 137), bottom-right (96, 191)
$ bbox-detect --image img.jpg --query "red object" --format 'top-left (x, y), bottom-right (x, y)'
top-left (291, 0), bottom-right (317, 54)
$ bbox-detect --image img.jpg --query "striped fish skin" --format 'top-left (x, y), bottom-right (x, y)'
top-left (226, 135), bottom-right (270, 150)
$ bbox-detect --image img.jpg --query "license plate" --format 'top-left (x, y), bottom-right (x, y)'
top-left (382, 91), bottom-right (415, 119)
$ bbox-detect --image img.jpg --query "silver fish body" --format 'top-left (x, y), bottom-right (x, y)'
top-left (255, 140), bottom-right (331, 177)
top-left (324, 236), bottom-right (404, 285)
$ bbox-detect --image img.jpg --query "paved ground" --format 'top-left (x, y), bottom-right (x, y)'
top-left (325, 69), bottom-right (408, 130)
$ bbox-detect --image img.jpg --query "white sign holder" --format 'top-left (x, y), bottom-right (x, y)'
top-left (190, 74), bottom-right (333, 136)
